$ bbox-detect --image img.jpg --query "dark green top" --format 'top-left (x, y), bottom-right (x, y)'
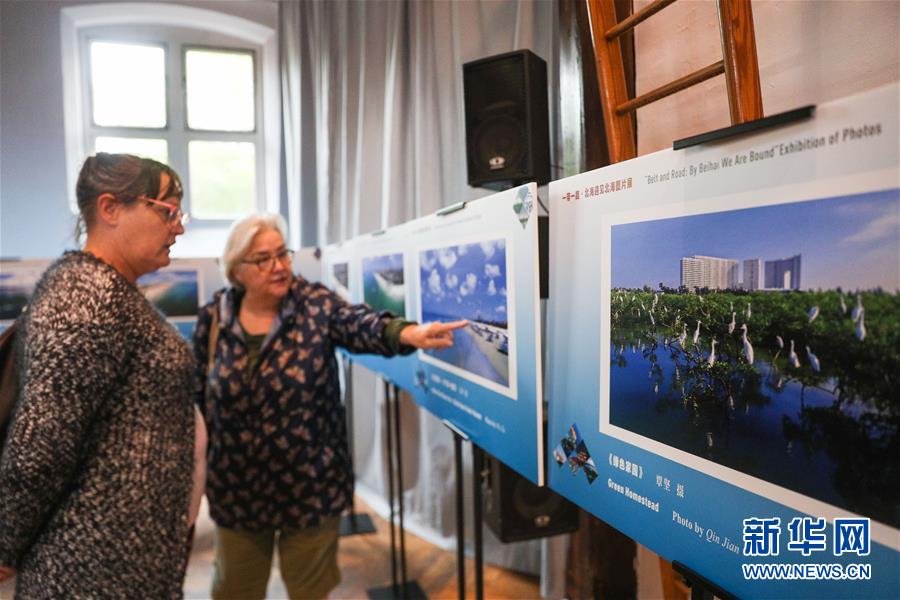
top-left (241, 328), bottom-right (266, 373)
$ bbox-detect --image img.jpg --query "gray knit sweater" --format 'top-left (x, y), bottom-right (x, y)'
top-left (0, 251), bottom-right (195, 599)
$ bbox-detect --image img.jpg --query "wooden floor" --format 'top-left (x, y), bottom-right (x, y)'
top-left (184, 496), bottom-right (540, 599)
top-left (332, 499), bottom-right (540, 600)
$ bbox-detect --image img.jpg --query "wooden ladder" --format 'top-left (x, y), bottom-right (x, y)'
top-left (587, 0), bottom-right (764, 163)
top-left (585, 1), bottom-right (764, 597)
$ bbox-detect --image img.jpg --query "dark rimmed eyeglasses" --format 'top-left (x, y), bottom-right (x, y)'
top-left (242, 248), bottom-right (295, 272)
top-left (141, 196), bottom-right (190, 227)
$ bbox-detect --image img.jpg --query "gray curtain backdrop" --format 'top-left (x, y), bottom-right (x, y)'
top-left (280, 0), bottom-right (565, 592)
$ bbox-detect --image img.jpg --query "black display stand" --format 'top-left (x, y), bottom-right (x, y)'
top-left (340, 357), bottom-right (377, 537)
top-left (672, 561), bottom-right (738, 600)
top-left (471, 444), bottom-right (485, 600)
top-left (367, 381), bottom-right (426, 600)
top-left (442, 420), bottom-right (486, 600)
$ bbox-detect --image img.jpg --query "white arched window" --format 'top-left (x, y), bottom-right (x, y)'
top-left (61, 3), bottom-right (279, 255)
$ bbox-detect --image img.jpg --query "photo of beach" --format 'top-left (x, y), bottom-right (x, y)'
top-left (607, 189), bottom-right (900, 528)
top-left (419, 238), bottom-right (512, 391)
top-left (362, 253), bottom-right (406, 316)
top-left (137, 269), bottom-right (200, 318)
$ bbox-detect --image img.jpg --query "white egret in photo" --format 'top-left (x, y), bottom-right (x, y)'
top-left (856, 312), bottom-right (867, 341)
top-left (775, 335), bottom-right (784, 349)
top-left (746, 302), bottom-right (751, 320)
top-left (652, 293), bottom-right (658, 310)
top-left (728, 312), bottom-right (736, 334)
top-left (693, 320), bottom-right (701, 346)
top-left (839, 294), bottom-right (847, 315)
top-left (678, 323), bottom-right (687, 348)
top-left (707, 339), bottom-right (717, 367)
top-left (852, 293), bottom-right (864, 323)
top-left (788, 340), bottom-right (801, 368)
top-left (808, 306), bottom-right (819, 323)
top-left (806, 346), bottom-right (821, 372)
top-left (740, 324), bottom-right (754, 365)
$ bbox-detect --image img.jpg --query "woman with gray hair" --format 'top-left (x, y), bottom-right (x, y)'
top-left (193, 213), bottom-right (464, 599)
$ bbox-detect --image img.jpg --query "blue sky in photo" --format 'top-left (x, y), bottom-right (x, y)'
top-left (611, 189), bottom-right (899, 291)
top-left (362, 252), bottom-right (403, 276)
top-left (420, 239), bottom-right (508, 324)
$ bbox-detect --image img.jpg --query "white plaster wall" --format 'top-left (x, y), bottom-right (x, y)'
top-left (634, 0), bottom-right (900, 154)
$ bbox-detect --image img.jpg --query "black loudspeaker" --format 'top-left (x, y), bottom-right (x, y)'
top-left (463, 49), bottom-right (550, 190)
top-left (482, 453), bottom-right (579, 543)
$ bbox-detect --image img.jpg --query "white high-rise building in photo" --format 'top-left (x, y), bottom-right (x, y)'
top-left (742, 258), bottom-right (762, 290)
top-left (680, 255), bottom-right (739, 291)
top-left (765, 254), bottom-right (802, 290)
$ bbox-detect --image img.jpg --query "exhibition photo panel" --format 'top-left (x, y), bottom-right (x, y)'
top-left (321, 184), bottom-right (544, 484)
top-left (547, 84), bottom-right (900, 598)
top-left (407, 184), bottom-right (543, 483)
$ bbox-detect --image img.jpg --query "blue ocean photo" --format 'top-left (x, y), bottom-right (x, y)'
top-left (362, 253), bottom-right (406, 316)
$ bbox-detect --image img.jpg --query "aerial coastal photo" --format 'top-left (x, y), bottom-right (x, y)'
top-left (362, 252), bottom-right (406, 315)
top-left (137, 269), bottom-right (200, 318)
top-left (607, 189), bottom-right (899, 527)
top-left (419, 238), bottom-right (511, 389)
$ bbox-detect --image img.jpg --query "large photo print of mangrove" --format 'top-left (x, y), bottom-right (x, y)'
top-left (419, 238), bottom-right (514, 395)
top-left (362, 253), bottom-right (406, 316)
top-left (608, 189), bottom-right (899, 528)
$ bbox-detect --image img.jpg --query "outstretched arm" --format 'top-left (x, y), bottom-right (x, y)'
top-left (397, 320), bottom-right (468, 350)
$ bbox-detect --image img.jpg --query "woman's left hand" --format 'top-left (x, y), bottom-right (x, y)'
top-left (399, 320), bottom-right (468, 350)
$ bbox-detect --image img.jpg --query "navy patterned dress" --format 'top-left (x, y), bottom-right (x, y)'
top-left (193, 277), bottom-right (411, 531)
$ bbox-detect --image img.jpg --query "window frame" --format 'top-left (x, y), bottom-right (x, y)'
top-left (60, 3), bottom-right (280, 254)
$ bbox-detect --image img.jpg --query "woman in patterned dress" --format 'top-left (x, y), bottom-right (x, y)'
top-left (194, 214), bottom-right (464, 599)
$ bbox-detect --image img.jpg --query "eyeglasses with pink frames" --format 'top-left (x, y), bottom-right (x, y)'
top-left (141, 196), bottom-right (190, 227)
